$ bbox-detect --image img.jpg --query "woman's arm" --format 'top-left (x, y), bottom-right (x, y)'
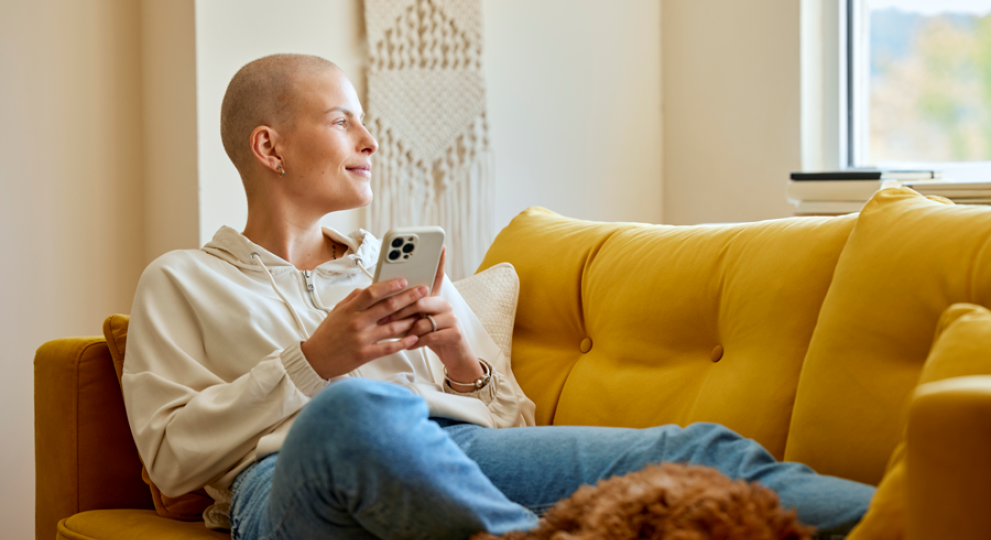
top-left (123, 256), bottom-right (318, 497)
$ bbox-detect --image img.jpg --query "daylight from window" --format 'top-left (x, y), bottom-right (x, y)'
top-left (869, 0), bottom-right (991, 163)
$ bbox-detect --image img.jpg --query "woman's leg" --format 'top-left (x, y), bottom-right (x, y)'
top-left (229, 378), bottom-right (536, 540)
top-left (443, 421), bottom-right (874, 537)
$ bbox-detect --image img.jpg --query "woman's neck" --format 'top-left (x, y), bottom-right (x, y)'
top-left (242, 208), bottom-right (340, 271)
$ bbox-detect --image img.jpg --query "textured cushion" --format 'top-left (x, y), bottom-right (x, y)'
top-left (102, 315), bottom-right (215, 522)
top-left (454, 262), bottom-right (520, 360)
top-left (785, 188), bottom-right (991, 484)
top-left (57, 509), bottom-right (230, 539)
top-left (847, 303), bottom-right (991, 540)
top-left (478, 207), bottom-right (857, 458)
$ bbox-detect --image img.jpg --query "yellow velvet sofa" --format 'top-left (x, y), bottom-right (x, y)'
top-left (36, 188), bottom-right (991, 539)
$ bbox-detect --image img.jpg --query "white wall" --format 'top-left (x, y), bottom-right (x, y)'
top-left (663, 0), bottom-right (802, 224)
top-left (0, 1), bottom-right (145, 538)
top-left (484, 0), bottom-right (664, 231)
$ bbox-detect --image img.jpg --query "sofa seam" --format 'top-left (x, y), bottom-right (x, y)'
top-left (57, 517), bottom-right (101, 540)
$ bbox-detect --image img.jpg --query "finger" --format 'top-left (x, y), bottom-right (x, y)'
top-left (352, 278), bottom-right (408, 311)
top-left (369, 334), bottom-right (419, 356)
top-left (370, 317), bottom-right (417, 342)
top-left (405, 318), bottom-right (434, 338)
top-left (408, 328), bottom-right (459, 349)
top-left (405, 312), bottom-right (455, 337)
top-left (338, 287), bottom-right (362, 307)
top-left (383, 296), bottom-right (449, 323)
top-left (431, 246), bottom-right (446, 297)
top-left (363, 285), bottom-right (430, 322)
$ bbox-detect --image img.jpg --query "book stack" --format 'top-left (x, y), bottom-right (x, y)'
top-left (906, 180), bottom-right (991, 205)
top-left (787, 170), bottom-right (943, 215)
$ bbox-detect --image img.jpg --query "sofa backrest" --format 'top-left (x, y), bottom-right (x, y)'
top-left (34, 337), bottom-right (153, 540)
top-left (479, 207), bottom-right (858, 458)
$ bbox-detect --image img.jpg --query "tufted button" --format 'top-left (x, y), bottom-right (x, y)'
top-left (710, 345), bottom-right (724, 363)
top-left (579, 337), bottom-right (593, 353)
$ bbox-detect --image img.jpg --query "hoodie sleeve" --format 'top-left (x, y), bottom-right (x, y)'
top-left (437, 276), bottom-right (536, 428)
top-left (122, 254), bottom-right (325, 497)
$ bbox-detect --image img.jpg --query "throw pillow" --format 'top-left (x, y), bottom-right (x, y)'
top-left (453, 262), bottom-right (520, 360)
top-left (846, 303), bottom-right (991, 540)
top-left (785, 188), bottom-right (991, 484)
top-left (102, 314), bottom-right (214, 522)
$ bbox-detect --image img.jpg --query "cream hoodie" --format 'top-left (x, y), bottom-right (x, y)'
top-left (122, 226), bottom-right (536, 509)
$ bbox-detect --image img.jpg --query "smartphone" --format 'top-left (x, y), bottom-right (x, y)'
top-left (372, 226), bottom-right (446, 298)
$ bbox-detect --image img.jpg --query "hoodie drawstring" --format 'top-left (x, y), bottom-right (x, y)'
top-left (354, 258), bottom-right (374, 280)
top-left (251, 252), bottom-right (310, 341)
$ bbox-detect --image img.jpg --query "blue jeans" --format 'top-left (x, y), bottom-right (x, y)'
top-left (230, 378), bottom-right (873, 540)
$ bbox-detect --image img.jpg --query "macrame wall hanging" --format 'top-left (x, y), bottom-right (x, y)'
top-left (364, 0), bottom-right (493, 280)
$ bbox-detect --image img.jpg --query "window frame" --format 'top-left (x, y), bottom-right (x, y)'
top-left (842, 0), bottom-right (991, 179)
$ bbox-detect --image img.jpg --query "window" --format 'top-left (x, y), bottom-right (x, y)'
top-left (847, 0), bottom-right (991, 179)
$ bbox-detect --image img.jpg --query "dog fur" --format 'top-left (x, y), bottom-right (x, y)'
top-left (471, 463), bottom-right (814, 540)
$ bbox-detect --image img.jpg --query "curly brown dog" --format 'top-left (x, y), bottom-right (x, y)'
top-left (471, 463), bottom-right (814, 540)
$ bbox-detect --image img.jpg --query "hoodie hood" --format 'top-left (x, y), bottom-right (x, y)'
top-left (202, 225), bottom-right (380, 276)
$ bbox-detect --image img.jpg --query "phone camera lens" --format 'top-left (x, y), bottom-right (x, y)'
top-left (402, 243), bottom-right (415, 254)
top-left (391, 238), bottom-right (403, 248)
top-left (388, 250), bottom-right (401, 261)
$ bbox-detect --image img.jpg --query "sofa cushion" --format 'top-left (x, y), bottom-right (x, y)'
top-left (785, 188), bottom-right (991, 485)
top-left (846, 303), bottom-right (991, 540)
top-left (102, 315), bottom-right (216, 522)
top-left (57, 509), bottom-right (230, 540)
top-left (479, 207), bottom-right (857, 458)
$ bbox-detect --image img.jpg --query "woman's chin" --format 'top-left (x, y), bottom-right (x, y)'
top-left (328, 193), bottom-right (372, 212)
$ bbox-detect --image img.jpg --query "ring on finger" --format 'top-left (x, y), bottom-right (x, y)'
top-left (424, 314), bottom-right (438, 332)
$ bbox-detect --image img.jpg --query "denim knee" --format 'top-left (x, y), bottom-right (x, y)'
top-left (291, 378), bottom-right (428, 458)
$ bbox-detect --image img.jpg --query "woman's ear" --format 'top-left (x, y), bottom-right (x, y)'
top-left (249, 125), bottom-right (284, 174)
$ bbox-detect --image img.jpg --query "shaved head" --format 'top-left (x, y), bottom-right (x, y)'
top-left (221, 53), bottom-right (339, 174)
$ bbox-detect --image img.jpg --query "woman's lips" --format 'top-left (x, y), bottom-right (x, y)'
top-left (346, 167), bottom-right (371, 178)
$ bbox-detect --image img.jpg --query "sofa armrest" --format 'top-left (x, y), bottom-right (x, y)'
top-left (34, 337), bottom-right (153, 540)
top-left (907, 376), bottom-right (991, 540)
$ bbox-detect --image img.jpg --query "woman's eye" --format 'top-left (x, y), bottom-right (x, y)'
top-left (335, 119), bottom-right (347, 127)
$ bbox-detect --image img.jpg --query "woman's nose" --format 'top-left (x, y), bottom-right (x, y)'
top-left (359, 125), bottom-right (378, 155)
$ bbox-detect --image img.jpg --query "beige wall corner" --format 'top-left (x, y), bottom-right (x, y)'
top-left (0, 1), bottom-right (145, 538)
top-left (142, 0), bottom-right (199, 262)
top-left (663, 0), bottom-right (801, 224)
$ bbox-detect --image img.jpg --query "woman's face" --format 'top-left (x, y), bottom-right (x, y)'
top-left (280, 68), bottom-right (378, 215)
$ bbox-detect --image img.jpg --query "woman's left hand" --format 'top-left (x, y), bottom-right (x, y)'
top-left (378, 247), bottom-right (485, 384)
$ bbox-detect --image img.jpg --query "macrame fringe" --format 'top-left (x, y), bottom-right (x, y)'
top-left (365, 114), bottom-right (492, 280)
top-left (364, 0), bottom-right (492, 281)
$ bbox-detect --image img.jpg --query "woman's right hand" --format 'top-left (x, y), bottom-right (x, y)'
top-left (300, 278), bottom-right (429, 379)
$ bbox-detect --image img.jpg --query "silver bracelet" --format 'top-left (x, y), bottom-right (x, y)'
top-left (445, 358), bottom-right (492, 391)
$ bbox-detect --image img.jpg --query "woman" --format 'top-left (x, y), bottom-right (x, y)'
top-left (122, 54), bottom-right (874, 540)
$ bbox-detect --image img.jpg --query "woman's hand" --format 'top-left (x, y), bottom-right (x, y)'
top-left (300, 278), bottom-right (429, 379)
top-left (381, 247), bottom-right (485, 385)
